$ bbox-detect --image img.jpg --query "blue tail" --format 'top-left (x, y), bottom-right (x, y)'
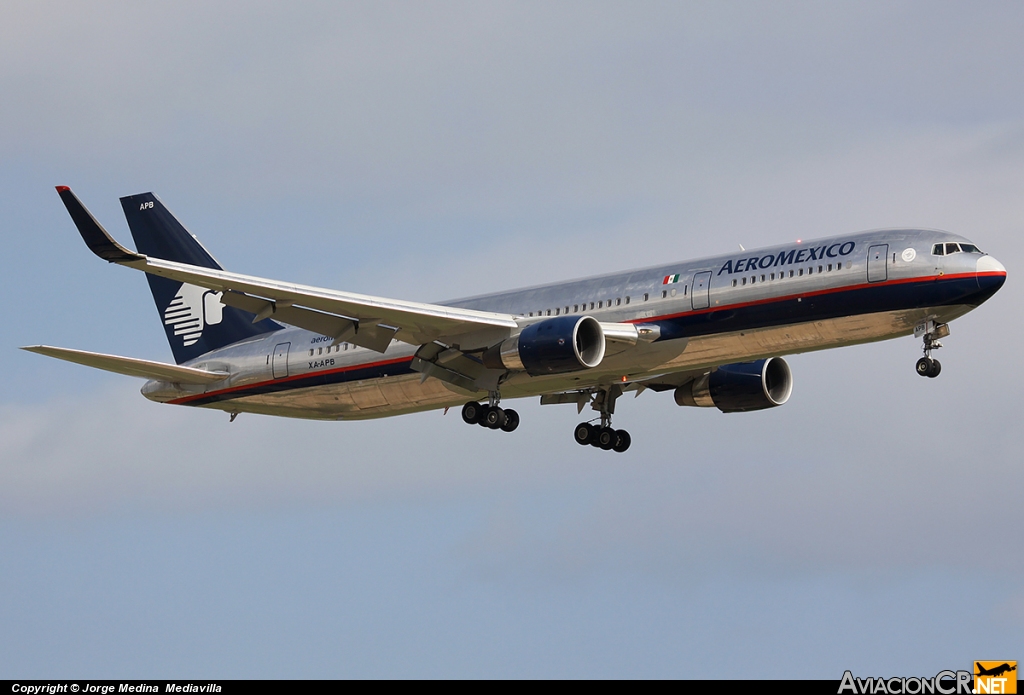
top-left (120, 193), bottom-right (282, 364)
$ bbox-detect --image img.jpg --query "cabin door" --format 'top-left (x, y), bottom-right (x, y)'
top-left (272, 342), bottom-right (291, 379)
top-left (691, 272), bottom-right (712, 310)
top-left (867, 244), bottom-right (888, 283)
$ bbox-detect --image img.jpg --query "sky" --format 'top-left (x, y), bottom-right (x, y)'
top-left (1, 0), bottom-right (1022, 678)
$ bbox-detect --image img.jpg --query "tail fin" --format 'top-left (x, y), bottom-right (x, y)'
top-left (119, 193), bottom-right (281, 364)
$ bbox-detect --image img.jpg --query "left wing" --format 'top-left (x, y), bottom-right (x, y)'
top-left (56, 186), bottom-right (519, 350)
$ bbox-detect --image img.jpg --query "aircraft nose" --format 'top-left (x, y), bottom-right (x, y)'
top-left (975, 254), bottom-right (1007, 298)
top-left (977, 254), bottom-right (1006, 275)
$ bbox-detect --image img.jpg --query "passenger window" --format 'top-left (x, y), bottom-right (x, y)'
top-left (616, 298), bottom-right (621, 306)
top-left (799, 268), bottom-right (803, 276)
top-left (662, 291), bottom-right (667, 299)
top-left (590, 302), bottom-right (595, 310)
top-left (827, 264), bottom-right (832, 271)
top-left (761, 274), bottom-right (766, 282)
top-left (770, 273), bottom-right (775, 280)
top-left (741, 277), bottom-right (746, 286)
top-left (598, 301), bottom-right (602, 309)
top-left (547, 309), bottom-right (551, 316)
top-left (789, 270), bottom-right (794, 277)
top-left (732, 279), bottom-right (737, 287)
top-left (625, 296), bottom-right (630, 304)
top-left (309, 349), bottom-right (313, 356)
top-left (750, 276), bottom-right (755, 284)
top-left (555, 308), bottom-right (560, 315)
top-left (643, 293), bottom-right (649, 301)
top-left (818, 266), bottom-right (822, 273)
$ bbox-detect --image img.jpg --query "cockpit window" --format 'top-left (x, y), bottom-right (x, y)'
top-left (935, 242), bottom-right (984, 256)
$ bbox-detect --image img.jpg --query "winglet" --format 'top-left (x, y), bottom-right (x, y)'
top-left (55, 186), bottom-right (146, 263)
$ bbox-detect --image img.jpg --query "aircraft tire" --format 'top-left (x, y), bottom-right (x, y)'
top-left (461, 401), bottom-right (483, 424)
top-left (500, 409), bottom-right (520, 432)
top-left (613, 430), bottom-right (631, 453)
top-left (928, 359), bottom-right (941, 378)
top-left (483, 406), bottom-right (506, 429)
top-left (574, 423), bottom-right (594, 445)
top-left (915, 357), bottom-right (932, 377)
top-left (597, 427), bottom-right (616, 450)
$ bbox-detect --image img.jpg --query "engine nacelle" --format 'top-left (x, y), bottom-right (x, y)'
top-left (674, 357), bottom-right (793, 413)
top-left (483, 315), bottom-right (606, 376)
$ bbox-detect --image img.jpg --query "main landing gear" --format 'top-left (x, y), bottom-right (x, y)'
top-left (914, 320), bottom-right (949, 379)
top-left (461, 394), bottom-right (520, 433)
top-left (573, 385), bottom-right (631, 453)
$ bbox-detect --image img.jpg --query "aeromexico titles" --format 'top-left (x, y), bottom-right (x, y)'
top-left (24, 187), bottom-right (1006, 453)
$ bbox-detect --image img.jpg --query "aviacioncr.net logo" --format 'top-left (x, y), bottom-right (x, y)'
top-left (839, 670), bottom-right (974, 695)
top-left (163, 283), bottom-right (224, 346)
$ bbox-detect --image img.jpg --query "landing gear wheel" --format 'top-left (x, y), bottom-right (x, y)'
top-left (500, 409), bottom-right (520, 432)
top-left (927, 358), bottom-right (941, 378)
top-left (612, 430), bottom-right (631, 453)
top-left (915, 357), bottom-right (932, 377)
top-left (574, 423), bottom-right (595, 445)
top-left (482, 406), bottom-right (506, 429)
top-left (461, 401), bottom-right (483, 424)
top-left (597, 427), bottom-right (616, 450)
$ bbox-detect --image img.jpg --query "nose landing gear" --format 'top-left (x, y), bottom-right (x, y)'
top-left (461, 393), bottom-right (520, 433)
top-left (914, 320), bottom-right (949, 378)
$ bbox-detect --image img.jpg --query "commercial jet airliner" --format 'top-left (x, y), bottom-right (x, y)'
top-left (24, 187), bottom-right (1006, 453)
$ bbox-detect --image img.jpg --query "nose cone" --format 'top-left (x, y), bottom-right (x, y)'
top-left (973, 254), bottom-right (1006, 304)
top-left (977, 254), bottom-right (1006, 275)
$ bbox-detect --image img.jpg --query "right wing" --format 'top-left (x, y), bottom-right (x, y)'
top-left (21, 345), bottom-right (229, 384)
top-left (56, 187), bottom-right (519, 350)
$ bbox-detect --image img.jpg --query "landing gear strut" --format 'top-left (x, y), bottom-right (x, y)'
top-left (914, 320), bottom-right (949, 379)
top-left (573, 385), bottom-right (631, 453)
top-left (461, 392), bottom-right (519, 433)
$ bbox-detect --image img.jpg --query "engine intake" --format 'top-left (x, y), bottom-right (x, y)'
top-left (674, 357), bottom-right (793, 413)
top-left (483, 315), bottom-right (606, 376)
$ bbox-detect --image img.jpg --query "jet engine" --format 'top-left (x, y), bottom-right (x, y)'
top-left (483, 315), bottom-right (606, 376)
top-left (674, 357), bottom-right (793, 413)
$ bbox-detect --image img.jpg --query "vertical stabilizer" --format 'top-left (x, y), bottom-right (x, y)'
top-left (120, 193), bottom-right (281, 364)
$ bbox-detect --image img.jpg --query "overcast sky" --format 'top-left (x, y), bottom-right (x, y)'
top-left (1, 1), bottom-right (1022, 678)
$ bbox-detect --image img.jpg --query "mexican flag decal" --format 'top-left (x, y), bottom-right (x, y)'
top-left (662, 274), bottom-right (681, 285)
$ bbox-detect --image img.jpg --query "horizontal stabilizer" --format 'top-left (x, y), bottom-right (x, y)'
top-left (21, 345), bottom-right (229, 384)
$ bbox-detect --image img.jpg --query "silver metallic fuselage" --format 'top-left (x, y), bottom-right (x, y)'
top-left (140, 228), bottom-right (1006, 420)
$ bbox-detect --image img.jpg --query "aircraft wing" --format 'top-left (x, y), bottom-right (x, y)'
top-left (56, 187), bottom-right (519, 349)
top-left (21, 345), bottom-right (229, 384)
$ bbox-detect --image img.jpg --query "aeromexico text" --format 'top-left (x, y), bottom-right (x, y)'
top-left (718, 241), bottom-right (857, 276)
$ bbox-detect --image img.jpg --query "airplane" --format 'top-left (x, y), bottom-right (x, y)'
top-left (975, 663), bottom-right (1016, 678)
top-left (22, 186), bottom-right (1007, 453)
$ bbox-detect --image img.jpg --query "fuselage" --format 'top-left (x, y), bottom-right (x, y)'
top-left (141, 228), bottom-right (1006, 420)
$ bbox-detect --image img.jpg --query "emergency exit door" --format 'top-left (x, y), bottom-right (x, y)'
top-left (691, 271), bottom-right (712, 310)
top-left (867, 244), bottom-right (888, 283)
top-left (272, 342), bottom-right (290, 379)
